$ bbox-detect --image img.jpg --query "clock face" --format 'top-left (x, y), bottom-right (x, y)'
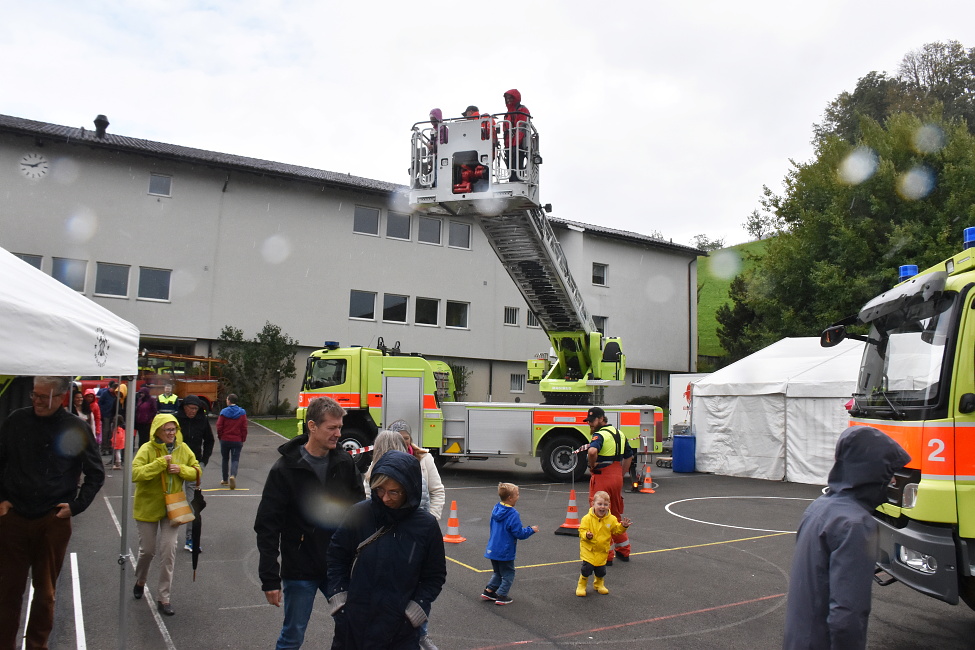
top-left (19, 152), bottom-right (49, 179)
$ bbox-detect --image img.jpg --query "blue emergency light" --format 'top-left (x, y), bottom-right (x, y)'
top-left (323, 341), bottom-right (340, 349)
top-left (899, 265), bottom-right (918, 282)
top-left (965, 227), bottom-right (975, 250)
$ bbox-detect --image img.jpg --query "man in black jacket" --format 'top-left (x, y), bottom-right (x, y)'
top-left (254, 396), bottom-right (364, 649)
top-left (0, 376), bottom-right (105, 648)
top-left (175, 394), bottom-right (214, 551)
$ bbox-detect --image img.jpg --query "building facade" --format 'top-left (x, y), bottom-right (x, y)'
top-left (0, 114), bottom-right (700, 409)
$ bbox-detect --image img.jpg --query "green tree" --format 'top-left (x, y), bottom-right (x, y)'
top-left (216, 321), bottom-right (299, 415)
top-left (691, 234), bottom-right (726, 252)
top-left (718, 112), bottom-right (975, 356)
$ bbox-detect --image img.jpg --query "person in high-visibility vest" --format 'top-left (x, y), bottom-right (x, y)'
top-left (157, 384), bottom-right (179, 414)
top-left (585, 407), bottom-right (634, 563)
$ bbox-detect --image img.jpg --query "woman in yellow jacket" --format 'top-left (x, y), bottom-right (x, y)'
top-left (131, 414), bottom-right (201, 616)
top-left (576, 490), bottom-right (632, 596)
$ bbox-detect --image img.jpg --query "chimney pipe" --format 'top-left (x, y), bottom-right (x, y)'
top-left (94, 114), bottom-right (109, 139)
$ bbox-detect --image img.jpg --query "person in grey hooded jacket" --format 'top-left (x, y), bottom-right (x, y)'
top-left (327, 450), bottom-right (446, 649)
top-left (783, 425), bottom-right (910, 650)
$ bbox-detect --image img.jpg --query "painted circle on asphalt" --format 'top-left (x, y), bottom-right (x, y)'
top-left (665, 496), bottom-right (814, 533)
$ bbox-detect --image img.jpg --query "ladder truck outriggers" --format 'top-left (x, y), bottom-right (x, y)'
top-left (296, 111), bottom-right (662, 481)
top-left (821, 228), bottom-right (975, 610)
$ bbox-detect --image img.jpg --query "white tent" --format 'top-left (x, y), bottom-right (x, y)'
top-left (0, 246), bottom-right (139, 376)
top-left (690, 337), bottom-right (864, 484)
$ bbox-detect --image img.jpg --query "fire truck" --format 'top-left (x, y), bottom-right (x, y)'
top-left (821, 228), bottom-right (975, 609)
top-left (296, 111), bottom-right (662, 480)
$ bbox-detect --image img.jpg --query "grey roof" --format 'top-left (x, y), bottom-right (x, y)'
top-left (1, 113), bottom-right (703, 255)
top-left (0, 113), bottom-right (398, 195)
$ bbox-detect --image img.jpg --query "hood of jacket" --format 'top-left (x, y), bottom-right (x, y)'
top-left (429, 107), bottom-right (443, 122)
top-left (370, 450), bottom-right (422, 520)
top-left (149, 413), bottom-right (184, 447)
top-left (827, 425), bottom-right (911, 510)
top-left (504, 88), bottom-right (521, 108)
top-left (220, 404), bottom-right (246, 419)
top-left (84, 388), bottom-right (98, 399)
top-left (181, 394), bottom-right (206, 411)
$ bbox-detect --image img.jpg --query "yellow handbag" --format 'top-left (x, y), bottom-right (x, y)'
top-left (162, 469), bottom-right (196, 527)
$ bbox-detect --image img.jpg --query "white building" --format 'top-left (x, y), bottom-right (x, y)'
top-left (0, 113), bottom-right (700, 409)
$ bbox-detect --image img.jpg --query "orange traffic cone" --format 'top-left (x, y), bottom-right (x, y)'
top-left (639, 465), bottom-right (655, 494)
top-left (554, 489), bottom-right (582, 536)
top-left (443, 500), bottom-right (467, 543)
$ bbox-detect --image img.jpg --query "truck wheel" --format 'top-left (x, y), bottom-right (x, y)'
top-left (540, 435), bottom-right (586, 482)
top-left (339, 429), bottom-right (371, 472)
top-left (961, 576), bottom-right (975, 611)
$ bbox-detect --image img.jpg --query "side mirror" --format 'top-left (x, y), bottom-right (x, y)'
top-left (960, 393), bottom-right (975, 414)
top-left (821, 325), bottom-right (847, 348)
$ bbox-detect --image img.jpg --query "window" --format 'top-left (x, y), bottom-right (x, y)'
top-left (52, 257), bottom-right (86, 291)
top-left (383, 294), bottom-right (408, 323)
top-left (353, 206), bottom-right (380, 235)
top-left (415, 297), bottom-right (439, 326)
top-left (631, 369), bottom-right (645, 386)
top-left (386, 211), bottom-right (411, 240)
top-left (592, 315), bottom-right (607, 335)
top-left (13, 253), bottom-right (41, 269)
top-left (592, 263), bottom-right (607, 286)
top-left (418, 216), bottom-right (442, 245)
top-left (504, 306), bottom-right (519, 326)
top-left (148, 173), bottom-right (172, 197)
top-left (510, 374), bottom-right (526, 393)
top-left (445, 301), bottom-right (469, 328)
top-left (306, 358), bottom-right (347, 389)
top-left (138, 267), bottom-right (171, 300)
top-left (448, 221), bottom-right (471, 249)
top-left (650, 371), bottom-right (664, 386)
top-left (349, 290), bottom-right (376, 320)
top-left (95, 262), bottom-right (130, 297)
top-left (527, 311), bottom-right (540, 328)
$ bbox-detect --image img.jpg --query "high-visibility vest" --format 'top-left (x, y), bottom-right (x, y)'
top-left (158, 393), bottom-right (178, 411)
top-left (595, 426), bottom-right (627, 461)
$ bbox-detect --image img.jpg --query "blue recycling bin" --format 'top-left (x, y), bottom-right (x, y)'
top-left (672, 434), bottom-right (696, 473)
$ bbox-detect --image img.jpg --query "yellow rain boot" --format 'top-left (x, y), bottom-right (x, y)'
top-left (594, 576), bottom-right (609, 595)
top-left (576, 575), bottom-right (589, 597)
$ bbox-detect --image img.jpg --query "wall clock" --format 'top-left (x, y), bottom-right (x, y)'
top-left (19, 152), bottom-right (49, 179)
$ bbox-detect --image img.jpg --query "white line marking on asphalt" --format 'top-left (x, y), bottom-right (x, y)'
top-left (70, 553), bottom-right (86, 650)
top-left (665, 496), bottom-right (813, 533)
top-left (104, 495), bottom-right (178, 650)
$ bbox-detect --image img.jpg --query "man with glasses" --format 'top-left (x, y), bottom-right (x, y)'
top-left (254, 396), bottom-right (364, 649)
top-left (0, 376), bottom-right (105, 649)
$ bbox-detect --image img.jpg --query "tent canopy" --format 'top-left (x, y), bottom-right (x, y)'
top-left (0, 246), bottom-right (139, 377)
top-left (691, 337), bottom-right (864, 484)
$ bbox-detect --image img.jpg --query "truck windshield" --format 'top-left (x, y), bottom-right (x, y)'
top-left (304, 358), bottom-right (347, 390)
top-left (854, 290), bottom-right (957, 416)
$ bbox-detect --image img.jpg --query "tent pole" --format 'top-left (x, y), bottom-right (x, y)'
top-left (118, 377), bottom-right (137, 650)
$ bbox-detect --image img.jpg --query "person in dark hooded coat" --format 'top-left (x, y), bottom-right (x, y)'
top-left (783, 425), bottom-right (910, 650)
top-left (327, 450), bottom-right (446, 649)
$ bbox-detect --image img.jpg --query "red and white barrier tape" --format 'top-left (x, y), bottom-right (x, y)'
top-left (348, 445), bottom-right (374, 456)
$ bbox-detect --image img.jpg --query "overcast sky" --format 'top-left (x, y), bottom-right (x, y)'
top-left (3, 1), bottom-right (973, 248)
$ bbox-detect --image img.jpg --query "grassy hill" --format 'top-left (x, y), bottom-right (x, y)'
top-left (697, 239), bottom-right (768, 360)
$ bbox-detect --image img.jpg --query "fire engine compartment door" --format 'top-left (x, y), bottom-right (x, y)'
top-left (467, 408), bottom-right (533, 455)
top-left (382, 376), bottom-right (423, 445)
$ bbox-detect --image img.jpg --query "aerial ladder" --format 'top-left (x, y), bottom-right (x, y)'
top-left (409, 112), bottom-right (625, 404)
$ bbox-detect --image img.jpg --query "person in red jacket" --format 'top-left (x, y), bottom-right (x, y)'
top-left (502, 89), bottom-right (531, 181)
top-left (217, 393), bottom-right (248, 490)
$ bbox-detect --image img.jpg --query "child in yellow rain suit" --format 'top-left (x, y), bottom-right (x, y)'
top-left (577, 490), bottom-right (632, 596)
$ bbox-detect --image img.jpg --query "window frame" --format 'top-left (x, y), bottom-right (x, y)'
top-left (137, 266), bottom-right (171, 301)
top-left (592, 315), bottom-right (607, 335)
top-left (353, 205), bottom-right (381, 236)
top-left (418, 216), bottom-right (442, 246)
top-left (13, 253), bottom-right (42, 269)
top-left (510, 373), bottom-right (526, 394)
top-left (148, 173), bottom-right (173, 197)
top-left (52, 257), bottom-right (87, 292)
top-left (386, 211), bottom-right (411, 240)
top-left (631, 369), bottom-right (645, 386)
top-left (94, 262), bottom-right (130, 298)
top-left (415, 297), bottom-right (440, 327)
top-left (592, 262), bottom-right (608, 286)
top-left (445, 300), bottom-right (469, 329)
top-left (349, 290), bottom-right (377, 320)
top-left (448, 220), bottom-right (472, 250)
top-left (527, 311), bottom-right (541, 328)
top-left (382, 293), bottom-right (409, 324)
top-left (503, 306), bottom-right (520, 326)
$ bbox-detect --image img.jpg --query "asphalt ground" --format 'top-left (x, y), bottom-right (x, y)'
top-left (17, 420), bottom-right (975, 649)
